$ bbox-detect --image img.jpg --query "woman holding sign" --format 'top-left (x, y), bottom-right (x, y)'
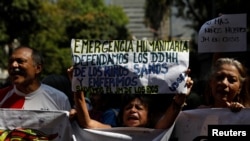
top-left (68, 67), bottom-right (193, 129)
top-left (199, 57), bottom-right (250, 112)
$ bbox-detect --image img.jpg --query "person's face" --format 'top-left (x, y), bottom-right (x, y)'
top-left (8, 48), bottom-right (42, 87)
top-left (210, 64), bottom-right (242, 107)
top-left (122, 98), bottom-right (148, 127)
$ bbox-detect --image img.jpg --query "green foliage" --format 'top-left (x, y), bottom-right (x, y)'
top-left (0, 0), bottom-right (131, 76)
top-left (65, 3), bottom-right (130, 40)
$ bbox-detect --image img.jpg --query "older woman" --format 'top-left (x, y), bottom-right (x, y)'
top-left (200, 57), bottom-right (250, 112)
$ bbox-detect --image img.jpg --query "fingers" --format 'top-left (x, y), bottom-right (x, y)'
top-left (67, 66), bottom-right (74, 81)
top-left (69, 108), bottom-right (77, 121)
top-left (185, 76), bottom-right (194, 96)
top-left (186, 77), bottom-right (193, 88)
top-left (227, 102), bottom-right (245, 112)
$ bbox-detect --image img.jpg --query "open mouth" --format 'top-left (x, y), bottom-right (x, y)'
top-left (217, 90), bottom-right (229, 95)
top-left (10, 68), bottom-right (23, 75)
top-left (216, 90), bottom-right (229, 101)
top-left (128, 115), bottom-right (139, 120)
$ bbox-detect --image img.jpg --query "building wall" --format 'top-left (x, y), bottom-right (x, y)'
top-left (107, 0), bottom-right (156, 40)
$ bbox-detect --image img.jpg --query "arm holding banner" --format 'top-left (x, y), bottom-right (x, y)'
top-left (155, 72), bottom-right (193, 129)
top-left (74, 90), bottom-right (112, 129)
top-left (69, 67), bottom-right (193, 129)
top-left (68, 67), bottom-right (112, 129)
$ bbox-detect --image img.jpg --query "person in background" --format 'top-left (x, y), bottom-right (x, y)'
top-left (0, 46), bottom-right (71, 111)
top-left (68, 67), bottom-right (193, 129)
top-left (199, 57), bottom-right (250, 112)
top-left (87, 93), bottom-right (121, 127)
top-left (50, 67), bottom-right (106, 121)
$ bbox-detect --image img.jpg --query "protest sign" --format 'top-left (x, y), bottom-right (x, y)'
top-left (198, 13), bottom-right (247, 53)
top-left (0, 109), bottom-right (73, 141)
top-left (172, 108), bottom-right (250, 141)
top-left (70, 39), bottom-right (190, 94)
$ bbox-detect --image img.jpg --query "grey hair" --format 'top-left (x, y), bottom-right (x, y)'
top-left (204, 57), bottom-right (250, 107)
top-left (14, 46), bottom-right (44, 67)
top-left (211, 58), bottom-right (246, 84)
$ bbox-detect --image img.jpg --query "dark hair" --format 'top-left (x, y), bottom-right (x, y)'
top-left (117, 94), bottom-right (153, 128)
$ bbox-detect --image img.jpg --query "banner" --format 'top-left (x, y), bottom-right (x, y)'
top-left (198, 13), bottom-right (247, 53)
top-left (71, 121), bottom-right (174, 141)
top-left (0, 109), bottom-right (176, 141)
top-left (172, 108), bottom-right (250, 141)
top-left (70, 39), bottom-right (190, 94)
top-left (0, 109), bottom-right (73, 141)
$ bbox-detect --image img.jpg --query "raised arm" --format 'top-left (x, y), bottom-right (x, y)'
top-left (67, 66), bottom-right (112, 129)
top-left (155, 75), bottom-right (193, 129)
top-left (74, 91), bottom-right (112, 129)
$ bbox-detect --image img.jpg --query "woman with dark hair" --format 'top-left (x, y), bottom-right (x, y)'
top-left (69, 67), bottom-right (194, 129)
top-left (117, 94), bottom-right (153, 128)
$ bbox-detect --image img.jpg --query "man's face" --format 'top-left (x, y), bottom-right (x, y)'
top-left (8, 48), bottom-right (41, 87)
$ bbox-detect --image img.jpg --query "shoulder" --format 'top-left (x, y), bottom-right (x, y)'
top-left (103, 108), bottom-right (120, 116)
top-left (0, 86), bottom-right (14, 96)
top-left (0, 85), bottom-right (13, 92)
top-left (40, 84), bottom-right (68, 98)
top-left (102, 108), bottom-right (120, 127)
top-left (0, 86), bottom-right (14, 99)
top-left (40, 84), bottom-right (71, 110)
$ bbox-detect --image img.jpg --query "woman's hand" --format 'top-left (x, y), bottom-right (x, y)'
top-left (186, 76), bottom-right (194, 96)
top-left (67, 66), bottom-right (74, 82)
top-left (173, 69), bottom-right (194, 108)
top-left (69, 108), bottom-right (77, 121)
top-left (227, 102), bottom-right (245, 112)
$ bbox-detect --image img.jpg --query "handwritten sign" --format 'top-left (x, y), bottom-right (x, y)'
top-left (70, 39), bottom-right (189, 94)
top-left (198, 14), bottom-right (247, 53)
